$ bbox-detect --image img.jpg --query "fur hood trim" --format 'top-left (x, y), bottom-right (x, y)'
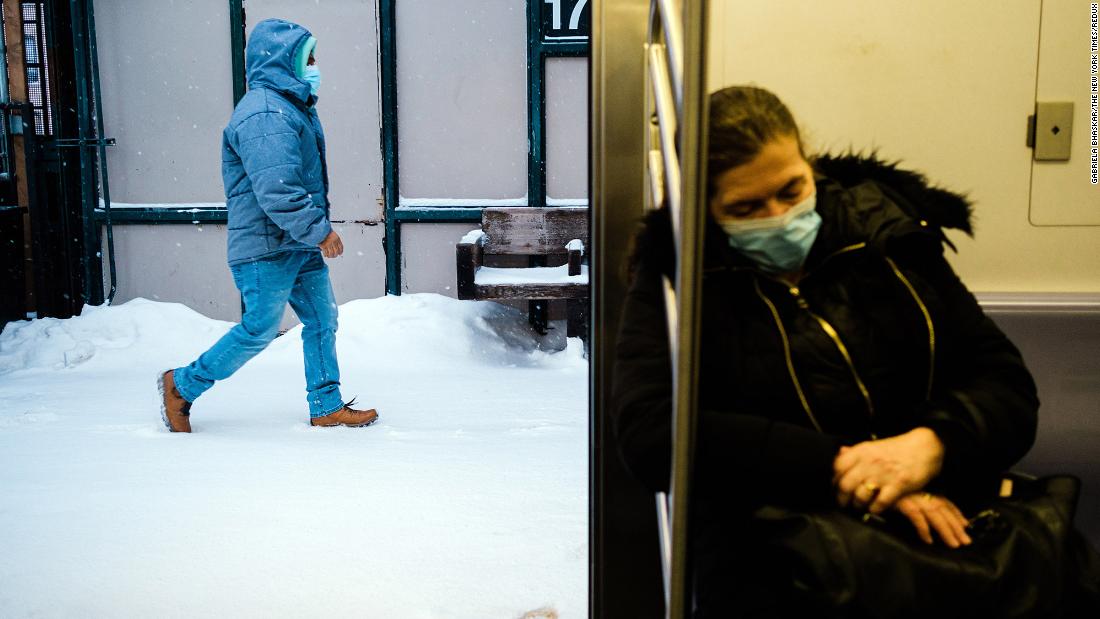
top-left (813, 153), bottom-right (973, 236)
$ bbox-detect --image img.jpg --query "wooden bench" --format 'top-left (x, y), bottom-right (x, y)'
top-left (456, 207), bottom-right (589, 349)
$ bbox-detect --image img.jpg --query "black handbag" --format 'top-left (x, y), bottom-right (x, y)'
top-left (751, 474), bottom-right (1100, 618)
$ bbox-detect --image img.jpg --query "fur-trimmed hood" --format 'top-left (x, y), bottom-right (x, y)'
top-left (813, 154), bottom-right (973, 236)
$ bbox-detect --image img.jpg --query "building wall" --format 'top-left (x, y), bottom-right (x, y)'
top-left (95, 0), bottom-right (239, 321)
top-left (392, 2), bottom-right (589, 297)
top-left (93, 0), bottom-right (594, 325)
top-left (92, 1), bottom-right (592, 325)
top-left (708, 0), bottom-right (1100, 293)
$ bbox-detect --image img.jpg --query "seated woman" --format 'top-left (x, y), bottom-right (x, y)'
top-left (612, 85), bottom-right (1038, 616)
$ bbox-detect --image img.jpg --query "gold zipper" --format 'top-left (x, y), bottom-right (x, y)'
top-left (789, 285), bottom-right (876, 427)
top-left (799, 242), bottom-right (877, 430)
top-left (737, 242), bottom-right (872, 435)
top-left (752, 277), bottom-right (823, 432)
top-left (884, 256), bottom-right (936, 399)
top-left (788, 242), bottom-right (878, 429)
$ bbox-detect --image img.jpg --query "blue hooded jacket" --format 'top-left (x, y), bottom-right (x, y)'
top-left (222, 19), bottom-right (331, 266)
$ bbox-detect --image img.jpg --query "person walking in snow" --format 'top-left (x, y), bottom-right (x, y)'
top-left (157, 18), bottom-right (378, 432)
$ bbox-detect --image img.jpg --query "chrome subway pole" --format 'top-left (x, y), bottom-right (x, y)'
top-left (645, 0), bottom-right (709, 617)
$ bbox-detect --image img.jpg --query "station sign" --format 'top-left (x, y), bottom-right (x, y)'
top-left (540, 0), bottom-right (590, 43)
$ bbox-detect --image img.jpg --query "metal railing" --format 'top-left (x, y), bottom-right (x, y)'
top-left (645, 0), bottom-right (709, 617)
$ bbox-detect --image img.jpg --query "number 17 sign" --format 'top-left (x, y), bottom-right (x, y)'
top-left (541, 0), bottom-right (590, 43)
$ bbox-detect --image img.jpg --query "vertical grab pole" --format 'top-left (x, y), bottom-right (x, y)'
top-left (645, 0), bottom-right (708, 617)
top-left (666, 0), bottom-right (707, 610)
top-left (656, 0), bottom-right (685, 111)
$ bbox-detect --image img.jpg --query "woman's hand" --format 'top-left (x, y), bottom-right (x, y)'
top-left (892, 492), bottom-right (972, 548)
top-left (833, 427), bottom-right (945, 514)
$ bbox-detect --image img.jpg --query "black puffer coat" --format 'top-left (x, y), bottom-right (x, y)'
top-left (612, 155), bottom-right (1039, 513)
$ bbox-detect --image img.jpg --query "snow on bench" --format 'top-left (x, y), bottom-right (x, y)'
top-left (474, 264), bottom-right (589, 286)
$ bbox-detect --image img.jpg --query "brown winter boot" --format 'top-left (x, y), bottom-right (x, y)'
top-left (310, 399), bottom-right (378, 427)
top-left (158, 370), bottom-right (192, 433)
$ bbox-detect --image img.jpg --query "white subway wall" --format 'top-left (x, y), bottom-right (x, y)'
top-left (708, 0), bottom-right (1100, 292)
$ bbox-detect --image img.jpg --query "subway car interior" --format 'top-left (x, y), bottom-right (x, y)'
top-left (0, 1), bottom-right (1097, 617)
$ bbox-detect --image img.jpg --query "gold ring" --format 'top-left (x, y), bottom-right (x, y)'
top-left (922, 492), bottom-right (934, 502)
top-left (861, 481), bottom-right (879, 494)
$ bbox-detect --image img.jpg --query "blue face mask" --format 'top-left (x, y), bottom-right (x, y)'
top-left (721, 193), bottom-right (822, 274)
top-left (301, 65), bottom-right (321, 96)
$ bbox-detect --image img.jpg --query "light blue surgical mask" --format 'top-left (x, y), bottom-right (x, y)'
top-left (721, 193), bottom-right (822, 274)
top-left (301, 65), bottom-right (321, 96)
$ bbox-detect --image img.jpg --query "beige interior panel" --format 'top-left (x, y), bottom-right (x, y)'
top-left (709, 0), bottom-right (1100, 292)
top-left (1029, 0), bottom-right (1100, 226)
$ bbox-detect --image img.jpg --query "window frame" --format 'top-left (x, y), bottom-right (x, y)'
top-left (380, 0), bottom-right (590, 294)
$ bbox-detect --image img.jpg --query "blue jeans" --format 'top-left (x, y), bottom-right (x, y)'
top-left (173, 250), bottom-right (344, 418)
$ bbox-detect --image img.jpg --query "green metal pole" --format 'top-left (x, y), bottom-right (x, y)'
top-left (380, 0), bottom-right (401, 295)
top-left (527, 1), bottom-right (546, 210)
top-left (230, 0), bottom-right (246, 105)
top-left (69, 0), bottom-right (103, 306)
top-left (84, 0), bottom-right (117, 304)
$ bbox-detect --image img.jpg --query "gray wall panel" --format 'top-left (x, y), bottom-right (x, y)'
top-left (397, 0), bottom-right (527, 200)
top-left (102, 225), bottom-right (240, 322)
top-left (96, 0), bottom-right (232, 203)
top-left (400, 223), bottom-right (479, 296)
top-left (546, 57), bottom-right (589, 201)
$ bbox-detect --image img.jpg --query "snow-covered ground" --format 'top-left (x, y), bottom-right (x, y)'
top-left (0, 295), bottom-right (588, 618)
